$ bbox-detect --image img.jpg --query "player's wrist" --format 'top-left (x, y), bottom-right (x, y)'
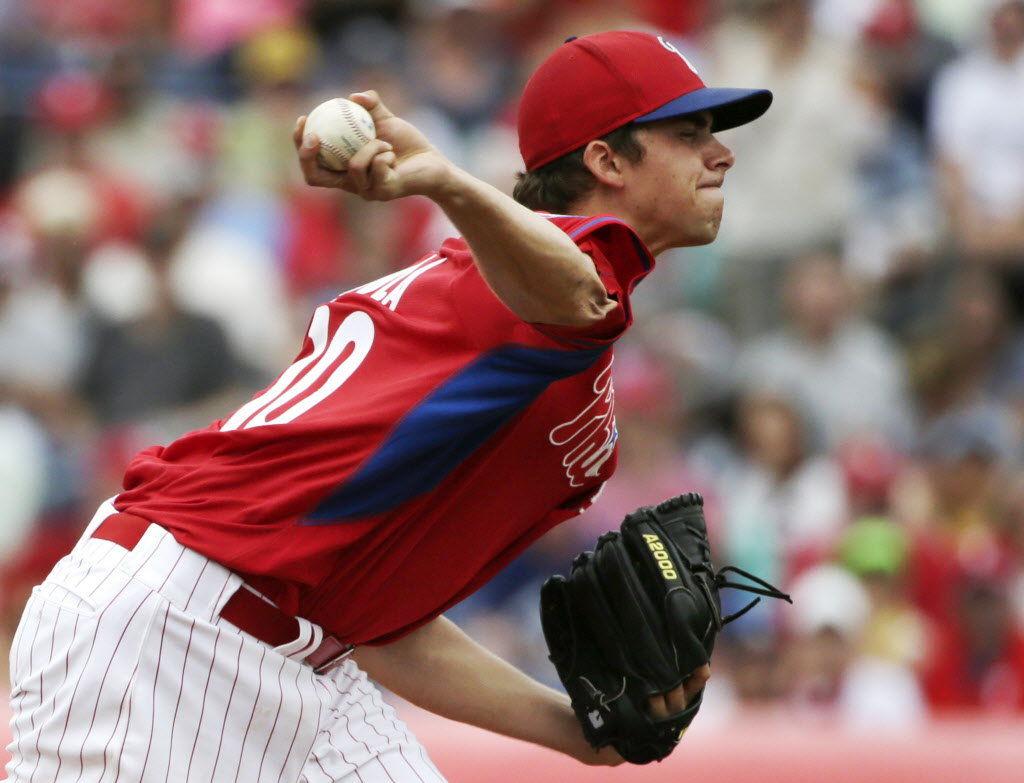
top-left (421, 160), bottom-right (472, 206)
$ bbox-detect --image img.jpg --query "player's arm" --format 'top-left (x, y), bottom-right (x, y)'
top-left (352, 615), bottom-right (703, 766)
top-left (293, 92), bottom-right (615, 328)
top-left (352, 615), bottom-right (623, 766)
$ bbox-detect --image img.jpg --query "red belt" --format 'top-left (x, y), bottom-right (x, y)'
top-left (92, 512), bottom-right (353, 675)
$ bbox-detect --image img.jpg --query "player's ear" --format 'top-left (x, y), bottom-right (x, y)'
top-left (582, 140), bottom-right (626, 189)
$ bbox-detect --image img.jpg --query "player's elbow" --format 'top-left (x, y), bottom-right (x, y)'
top-left (525, 281), bottom-right (614, 328)
top-left (571, 288), bottom-right (617, 327)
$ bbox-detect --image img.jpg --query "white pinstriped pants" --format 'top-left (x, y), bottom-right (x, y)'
top-left (5, 500), bottom-right (446, 782)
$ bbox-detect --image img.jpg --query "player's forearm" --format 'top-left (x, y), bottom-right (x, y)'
top-left (352, 615), bottom-right (594, 761)
top-left (427, 165), bottom-right (615, 327)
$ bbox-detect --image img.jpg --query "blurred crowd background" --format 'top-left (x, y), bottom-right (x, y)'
top-left (2, 0), bottom-right (1024, 733)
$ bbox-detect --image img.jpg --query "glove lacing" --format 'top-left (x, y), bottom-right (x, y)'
top-left (686, 525), bottom-right (793, 628)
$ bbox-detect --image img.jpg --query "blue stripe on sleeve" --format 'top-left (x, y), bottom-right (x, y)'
top-left (301, 343), bottom-right (607, 524)
top-left (567, 215), bottom-right (626, 239)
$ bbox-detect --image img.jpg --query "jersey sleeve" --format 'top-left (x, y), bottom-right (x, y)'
top-left (533, 216), bottom-right (655, 347)
top-left (445, 214), bottom-right (656, 351)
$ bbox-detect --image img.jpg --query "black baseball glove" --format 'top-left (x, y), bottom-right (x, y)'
top-left (540, 493), bottom-right (790, 764)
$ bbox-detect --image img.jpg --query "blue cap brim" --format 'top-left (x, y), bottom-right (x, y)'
top-left (635, 87), bottom-right (772, 131)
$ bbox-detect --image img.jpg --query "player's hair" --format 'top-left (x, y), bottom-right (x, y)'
top-left (512, 125), bottom-right (645, 213)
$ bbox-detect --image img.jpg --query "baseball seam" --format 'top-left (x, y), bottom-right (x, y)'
top-left (340, 102), bottom-right (372, 156)
top-left (318, 102), bottom-right (373, 169)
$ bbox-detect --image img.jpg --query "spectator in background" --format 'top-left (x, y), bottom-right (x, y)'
top-left (220, 26), bottom-right (318, 194)
top-left (908, 269), bottom-right (1024, 421)
top-left (930, 0), bottom-right (1024, 318)
top-left (922, 573), bottom-right (1024, 712)
top-left (707, 0), bottom-right (874, 333)
top-left (716, 390), bottom-right (848, 591)
top-left (839, 516), bottom-right (932, 671)
top-left (78, 220), bottom-right (241, 428)
top-left (838, 434), bottom-right (905, 517)
top-left (785, 563), bottom-right (926, 726)
top-left (907, 405), bottom-right (1019, 622)
top-left (844, 45), bottom-right (941, 336)
top-left (733, 249), bottom-right (914, 449)
top-left (408, 6), bottom-right (513, 140)
top-left (0, 208), bottom-right (81, 402)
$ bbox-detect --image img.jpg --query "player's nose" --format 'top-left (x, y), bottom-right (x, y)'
top-left (707, 137), bottom-right (734, 172)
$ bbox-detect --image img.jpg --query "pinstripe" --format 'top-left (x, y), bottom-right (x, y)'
top-left (352, 696), bottom-right (423, 783)
top-left (358, 683), bottom-right (435, 783)
top-left (232, 645), bottom-right (269, 783)
top-left (294, 706), bottom-right (328, 783)
top-left (255, 655), bottom-right (288, 781)
top-left (314, 700), bottom-right (363, 780)
top-left (371, 685), bottom-right (445, 782)
top-left (27, 612), bottom-right (78, 783)
top-left (183, 629), bottom-right (220, 782)
top-left (97, 646), bottom-right (141, 783)
top-left (51, 579), bottom-right (132, 781)
top-left (182, 560), bottom-right (211, 613)
top-left (308, 683), bottom-right (351, 779)
top-left (72, 591), bottom-right (155, 783)
top-left (163, 617), bottom-right (196, 783)
top-left (313, 668), bottom-right (444, 783)
top-left (79, 552), bottom-right (126, 604)
top-left (342, 708), bottom-right (397, 783)
top-left (311, 750), bottom-right (333, 782)
top-left (11, 517), bottom-right (446, 783)
top-left (364, 696), bottom-right (423, 781)
top-left (337, 703), bottom-right (369, 758)
top-left (320, 675), bottom-right (378, 780)
top-left (29, 601), bottom-right (60, 776)
top-left (138, 602), bottom-right (172, 780)
top-left (211, 570), bottom-right (234, 612)
top-left (6, 604), bottom-right (37, 778)
top-left (111, 654), bottom-right (136, 783)
top-left (329, 733), bottom-right (364, 783)
top-left (210, 638), bottom-right (244, 781)
top-left (277, 664), bottom-right (306, 782)
top-left (12, 600), bottom-right (45, 770)
top-left (317, 745), bottom-right (364, 783)
top-left (156, 548), bottom-right (187, 592)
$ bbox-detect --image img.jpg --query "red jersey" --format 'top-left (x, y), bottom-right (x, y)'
top-left (115, 214), bottom-right (655, 644)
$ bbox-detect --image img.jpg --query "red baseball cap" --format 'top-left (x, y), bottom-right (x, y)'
top-left (518, 31), bottom-right (772, 171)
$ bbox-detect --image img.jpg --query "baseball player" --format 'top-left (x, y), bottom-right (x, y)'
top-left (6, 31), bottom-right (771, 781)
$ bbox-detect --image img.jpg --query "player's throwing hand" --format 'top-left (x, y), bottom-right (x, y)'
top-left (294, 90), bottom-right (452, 202)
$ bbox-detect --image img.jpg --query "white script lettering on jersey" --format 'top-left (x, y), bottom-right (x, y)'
top-left (548, 360), bottom-right (618, 488)
top-left (346, 253), bottom-right (447, 311)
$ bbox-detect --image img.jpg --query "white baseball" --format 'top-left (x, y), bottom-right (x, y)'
top-left (303, 98), bottom-right (377, 171)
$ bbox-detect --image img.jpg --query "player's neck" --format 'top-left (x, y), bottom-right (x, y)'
top-left (569, 194), bottom-right (666, 256)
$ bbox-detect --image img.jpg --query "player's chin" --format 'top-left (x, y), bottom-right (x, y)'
top-left (678, 219), bottom-right (722, 247)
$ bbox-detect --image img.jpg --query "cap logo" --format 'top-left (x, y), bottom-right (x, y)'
top-left (657, 36), bottom-right (699, 75)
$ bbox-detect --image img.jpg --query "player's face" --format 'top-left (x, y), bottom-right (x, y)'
top-left (623, 113), bottom-right (735, 254)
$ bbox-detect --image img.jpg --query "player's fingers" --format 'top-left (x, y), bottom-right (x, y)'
top-left (349, 90), bottom-right (395, 124)
top-left (663, 683), bottom-right (688, 714)
top-left (295, 133), bottom-right (352, 189)
top-left (297, 132), bottom-right (329, 181)
top-left (345, 138), bottom-right (393, 191)
top-left (646, 693), bottom-right (670, 720)
top-left (365, 151), bottom-right (397, 195)
top-left (683, 664), bottom-right (711, 703)
top-left (293, 116), bottom-right (307, 149)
